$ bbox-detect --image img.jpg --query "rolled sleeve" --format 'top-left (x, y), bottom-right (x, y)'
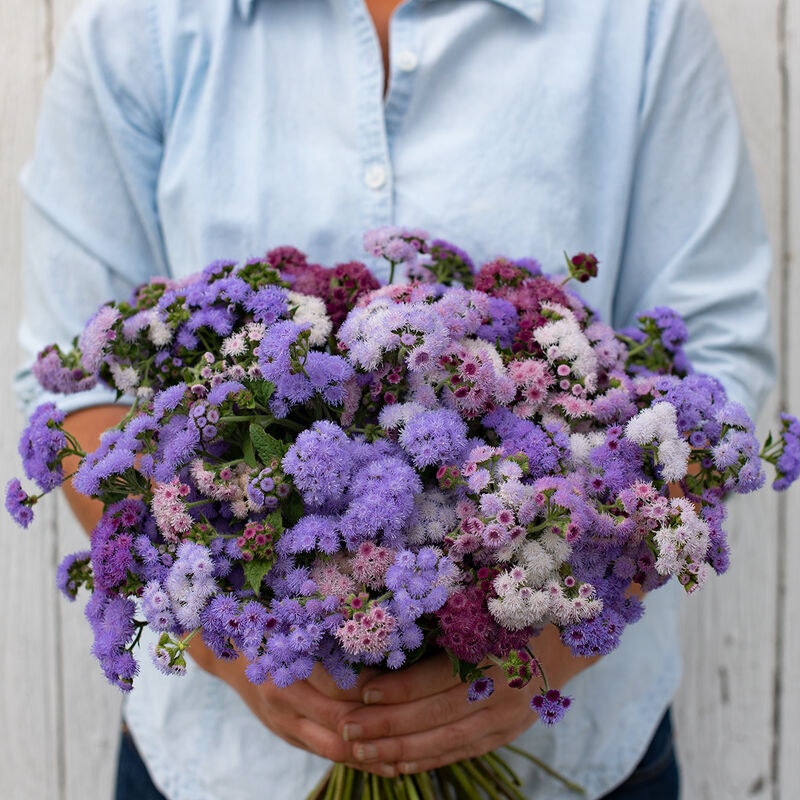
top-left (614, 0), bottom-right (775, 419)
top-left (17, 0), bottom-right (167, 417)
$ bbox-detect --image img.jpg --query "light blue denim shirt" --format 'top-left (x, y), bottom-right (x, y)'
top-left (18, 0), bottom-right (773, 798)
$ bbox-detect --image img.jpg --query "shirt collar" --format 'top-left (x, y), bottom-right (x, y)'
top-left (235, 1), bottom-right (545, 24)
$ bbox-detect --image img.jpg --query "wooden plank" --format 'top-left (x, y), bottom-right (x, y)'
top-left (57, 507), bottom-right (121, 800)
top-left (677, 2), bottom-right (784, 798)
top-left (0, 0), bottom-right (62, 798)
top-left (779, 1), bottom-right (800, 798)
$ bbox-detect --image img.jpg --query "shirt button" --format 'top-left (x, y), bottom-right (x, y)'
top-left (364, 164), bottom-right (388, 190)
top-left (396, 51), bottom-right (419, 72)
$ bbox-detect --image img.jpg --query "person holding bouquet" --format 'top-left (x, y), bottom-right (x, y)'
top-left (15, 0), bottom-right (774, 798)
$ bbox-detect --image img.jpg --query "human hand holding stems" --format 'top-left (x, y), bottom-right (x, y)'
top-left (190, 620), bottom-right (593, 794)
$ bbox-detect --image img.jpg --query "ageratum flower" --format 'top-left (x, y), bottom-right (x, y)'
top-left (18, 402), bottom-right (67, 491)
top-left (5, 478), bottom-right (34, 528)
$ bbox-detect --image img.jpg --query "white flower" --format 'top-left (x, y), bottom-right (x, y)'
top-left (657, 438), bottom-right (691, 482)
top-left (625, 403), bottom-right (690, 481)
top-left (539, 528), bottom-right (572, 564)
top-left (148, 314), bottom-right (173, 347)
top-left (378, 401), bottom-right (427, 433)
top-left (521, 540), bottom-right (558, 585)
top-left (407, 489), bottom-right (457, 544)
top-left (653, 498), bottom-right (710, 580)
top-left (624, 402), bottom-right (679, 445)
top-left (569, 431), bottom-right (605, 467)
top-left (533, 303), bottom-right (598, 380)
top-left (110, 362), bottom-right (139, 393)
top-left (287, 291), bottom-right (332, 346)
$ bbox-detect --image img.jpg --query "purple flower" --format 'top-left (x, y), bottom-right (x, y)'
top-left (246, 285), bottom-right (289, 325)
top-left (32, 344), bottom-right (97, 394)
top-left (79, 304), bottom-right (121, 372)
top-left (56, 551), bottom-right (92, 600)
top-left (399, 408), bottom-right (468, 469)
top-left (304, 352), bottom-right (355, 406)
top-left (152, 415), bottom-right (201, 482)
top-left (482, 409), bottom-right (563, 480)
top-left (278, 515), bottom-right (341, 555)
top-left (476, 297), bottom-right (519, 348)
top-left (5, 478), bottom-right (35, 528)
top-left (85, 591), bottom-right (139, 691)
top-left (530, 688), bottom-right (572, 725)
top-left (140, 581), bottom-right (177, 631)
top-left (773, 413), bottom-right (800, 491)
top-left (650, 307), bottom-right (688, 353)
top-left (153, 384), bottom-right (188, 418)
top-left (363, 226), bottom-right (428, 266)
top-left (282, 421), bottom-right (354, 509)
top-left (91, 499), bottom-right (150, 591)
top-left (18, 403), bottom-right (67, 491)
top-left (207, 380), bottom-right (246, 407)
top-left (467, 676), bottom-right (495, 702)
top-left (342, 456), bottom-right (422, 546)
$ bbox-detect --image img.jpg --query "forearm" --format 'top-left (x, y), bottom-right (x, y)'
top-left (61, 404), bottom-right (129, 534)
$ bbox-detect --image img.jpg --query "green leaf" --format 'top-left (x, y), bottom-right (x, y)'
top-left (282, 490), bottom-right (305, 526)
top-left (253, 381), bottom-right (276, 408)
top-left (243, 558), bottom-right (274, 595)
top-left (242, 435), bottom-right (257, 469)
top-left (250, 424), bottom-right (285, 465)
top-left (266, 509), bottom-right (284, 536)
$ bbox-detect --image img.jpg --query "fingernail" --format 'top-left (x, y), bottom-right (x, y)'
top-left (354, 744), bottom-right (378, 762)
top-left (342, 724), bottom-right (362, 741)
top-left (363, 689), bottom-right (383, 704)
top-left (399, 762), bottom-right (418, 775)
top-left (380, 764), bottom-right (396, 778)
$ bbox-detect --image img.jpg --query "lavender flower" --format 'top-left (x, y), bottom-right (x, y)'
top-left (530, 689), bottom-right (572, 725)
top-left (5, 479), bottom-right (35, 528)
top-left (772, 413), bottom-right (800, 490)
top-left (399, 408), bottom-right (468, 469)
top-left (56, 551), bottom-right (92, 600)
top-left (18, 403), bottom-right (67, 491)
top-left (32, 344), bottom-right (97, 394)
top-left (467, 676), bottom-right (494, 702)
top-left (79, 305), bottom-right (121, 372)
top-left (282, 421), bottom-right (354, 509)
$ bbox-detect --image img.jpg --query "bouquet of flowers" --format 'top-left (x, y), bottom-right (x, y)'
top-left (7, 227), bottom-right (799, 799)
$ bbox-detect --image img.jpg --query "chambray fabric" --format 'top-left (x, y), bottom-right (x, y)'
top-left (17, 0), bottom-right (772, 798)
top-left (113, 712), bottom-right (679, 799)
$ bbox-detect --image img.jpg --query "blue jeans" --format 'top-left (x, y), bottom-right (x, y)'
top-left (602, 711), bottom-right (680, 799)
top-left (115, 712), bottom-right (679, 799)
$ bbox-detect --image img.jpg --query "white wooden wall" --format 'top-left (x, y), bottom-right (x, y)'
top-left (0, 2), bottom-right (797, 798)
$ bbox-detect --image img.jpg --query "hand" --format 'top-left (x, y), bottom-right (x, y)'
top-left (188, 636), bottom-right (376, 765)
top-left (339, 624), bottom-right (597, 777)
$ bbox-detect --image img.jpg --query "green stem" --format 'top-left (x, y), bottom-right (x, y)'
top-left (414, 772), bottom-right (438, 800)
top-left (482, 753), bottom-right (520, 789)
top-left (460, 759), bottom-right (503, 800)
top-left (502, 744), bottom-right (586, 794)
top-left (342, 765), bottom-right (355, 799)
top-left (403, 774), bottom-right (421, 800)
top-left (447, 763), bottom-right (482, 799)
top-left (307, 767), bottom-right (332, 800)
top-left (473, 756), bottom-right (527, 800)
